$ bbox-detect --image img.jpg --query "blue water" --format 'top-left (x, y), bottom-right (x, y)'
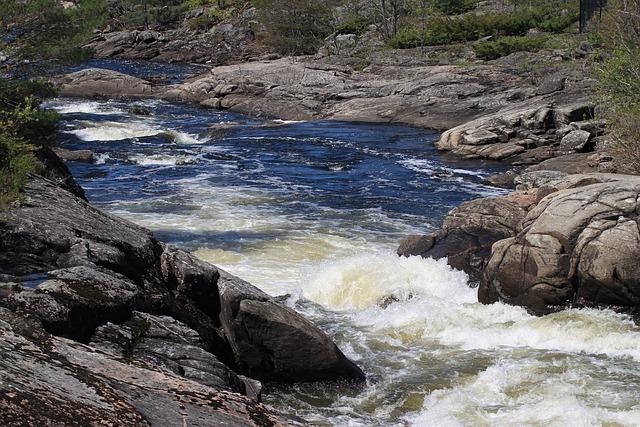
top-left (50, 97), bottom-right (507, 252)
top-left (40, 62), bottom-right (640, 427)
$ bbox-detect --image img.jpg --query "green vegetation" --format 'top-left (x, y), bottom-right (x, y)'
top-left (0, 0), bottom-right (108, 63)
top-left (252, 0), bottom-right (337, 54)
top-left (473, 35), bottom-right (548, 60)
top-left (0, 79), bottom-right (58, 208)
top-left (388, 4), bottom-right (578, 49)
top-left (335, 15), bottom-right (374, 36)
top-left (593, 0), bottom-right (640, 172)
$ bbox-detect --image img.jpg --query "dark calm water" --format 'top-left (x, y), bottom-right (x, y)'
top-left (43, 61), bottom-right (640, 426)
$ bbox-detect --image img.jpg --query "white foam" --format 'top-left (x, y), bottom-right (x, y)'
top-left (299, 253), bottom-right (640, 362)
top-left (67, 121), bottom-right (163, 141)
top-left (129, 154), bottom-right (197, 166)
top-left (94, 153), bottom-right (111, 164)
top-left (406, 357), bottom-right (640, 426)
top-left (43, 100), bottom-right (125, 115)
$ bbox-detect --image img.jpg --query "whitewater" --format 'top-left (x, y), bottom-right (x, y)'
top-left (46, 91), bottom-right (640, 426)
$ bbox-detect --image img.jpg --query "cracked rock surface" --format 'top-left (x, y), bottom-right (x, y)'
top-left (0, 153), bottom-right (364, 424)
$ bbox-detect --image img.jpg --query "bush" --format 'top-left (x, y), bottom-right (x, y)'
top-left (0, 78), bottom-right (58, 208)
top-left (2, 0), bottom-right (108, 64)
top-left (187, 8), bottom-right (226, 31)
top-left (594, 0), bottom-right (640, 172)
top-left (537, 11), bottom-right (579, 32)
top-left (253, 0), bottom-right (337, 54)
top-left (334, 15), bottom-right (373, 36)
top-left (432, 0), bottom-right (478, 15)
top-left (473, 35), bottom-right (548, 59)
top-left (0, 133), bottom-right (36, 208)
top-left (389, 4), bottom-right (576, 48)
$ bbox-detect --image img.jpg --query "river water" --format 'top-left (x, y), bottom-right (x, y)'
top-left (45, 62), bottom-right (640, 426)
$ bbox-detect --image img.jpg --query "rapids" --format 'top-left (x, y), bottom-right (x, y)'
top-left (45, 63), bottom-right (640, 426)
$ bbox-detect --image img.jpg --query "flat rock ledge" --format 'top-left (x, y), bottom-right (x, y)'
top-left (0, 154), bottom-right (364, 425)
top-left (401, 172), bottom-right (640, 316)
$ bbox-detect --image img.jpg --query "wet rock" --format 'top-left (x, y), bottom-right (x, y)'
top-left (480, 175), bottom-right (640, 314)
top-left (218, 271), bottom-right (366, 382)
top-left (200, 97), bottom-right (222, 109)
top-left (129, 106), bottom-right (151, 116)
top-left (398, 195), bottom-right (529, 283)
top-left (53, 147), bottom-right (94, 163)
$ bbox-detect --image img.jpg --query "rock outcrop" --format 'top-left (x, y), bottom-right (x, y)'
top-left (0, 307), bottom-right (296, 426)
top-left (400, 172), bottom-right (640, 316)
top-left (0, 161), bottom-right (364, 423)
top-left (57, 68), bottom-right (153, 98)
top-left (480, 174), bottom-right (640, 315)
top-left (398, 193), bottom-right (530, 282)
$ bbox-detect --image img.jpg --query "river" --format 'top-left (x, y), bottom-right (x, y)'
top-left (44, 61), bottom-right (640, 426)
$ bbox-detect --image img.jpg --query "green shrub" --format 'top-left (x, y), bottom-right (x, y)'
top-left (389, 4), bottom-right (577, 49)
top-left (187, 8), bottom-right (226, 30)
top-left (473, 35), bottom-right (548, 59)
top-left (0, 133), bottom-right (36, 209)
top-left (594, 0), bottom-right (640, 172)
top-left (0, 78), bottom-right (59, 207)
top-left (334, 15), bottom-right (373, 36)
top-left (253, 0), bottom-right (337, 54)
top-left (432, 0), bottom-right (478, 15)
top-left (537, 11), bottom-right (579, 32)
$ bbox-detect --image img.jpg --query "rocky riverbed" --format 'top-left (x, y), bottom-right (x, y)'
top-left (3, 32), bottom-right (640, 422)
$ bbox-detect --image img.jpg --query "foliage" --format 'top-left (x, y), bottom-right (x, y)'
top-left (473, 35), bottom-right (548, 59)
top-left (0, 0), bottom-right (108, 64)
top-left (0, 79), bottom-right (58, 207)
top-left (187, 8), bottom-right (227, 30)
top-left (388, 3), bottom-right (577, 48)
top-left (593, 0), bottom-right (640, 172)
top-left (253, 0), bottom-right (337, 54)
top-left (537, 11), bottom-right (579, 33)
top-left (335, 15), bottom-right (374, 36)
top-left (431, 0), bottom-right (478, 15)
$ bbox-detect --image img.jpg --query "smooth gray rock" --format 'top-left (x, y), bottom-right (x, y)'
top-left (57, 68), bottom-right (153, 98)
top-left (559, 129), bottom-right (593, 153)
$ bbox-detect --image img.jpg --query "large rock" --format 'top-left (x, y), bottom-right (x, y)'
top-left (57, 68), bottom-right (153, 98)
top-left (91, 311), bottom-right (257, 398)
top-left (0, 169), bottom-right (364, 387)
top-left (480, 175), bottom-right (640, 314)
top-left (398, 194), bottom-right (530, 282)
top-left (218, 271), bottom-right (365, 382)
top-left (0, 308), bottom-right (296, 426)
